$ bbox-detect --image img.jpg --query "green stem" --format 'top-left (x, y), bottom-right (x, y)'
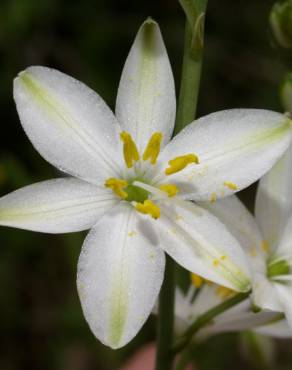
top-left (172, 292), bottom-right (250, 354)
top-left (174, 0), bottom-right (208, 135)
top-left (155, 2), bottom-right (208, 369)
top-left (155, 255), bottom-right (175, 370)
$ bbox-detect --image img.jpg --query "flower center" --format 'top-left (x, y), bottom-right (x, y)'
top-left (104, 131), bottom-right (199, 219)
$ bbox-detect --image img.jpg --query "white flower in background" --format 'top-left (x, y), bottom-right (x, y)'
top-left (0, 19), bottom-right (291, 348)
top-left (174, 276), bottom-right (292, 340)
top-left (202, 142), bottom-right (292, 333)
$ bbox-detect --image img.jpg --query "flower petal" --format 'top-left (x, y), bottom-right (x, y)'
top-left (0, 178), bottom-right (116, 233)
top-left (156, 109), bottom-right (291, 201)
top-left (14, 66), bottom-right (123, 184)
top-left (256, 143), bottom-right (292, 251)
top-left (252, 274), bottom-right (283, 312)
top-left (155, 200), bottom-right (251, 292)
top-left (77, 203), bottom-right (165, 349)
top-left (200, 196), bottom-right (266, 272)
top-left (276, 213), bottom-right (292, 256)
top-left (115, 19), bottom-right (176, 151)
top-left (203, 309), bottom-right (281, 337)
top-left (255, 319), bottom-right (292, 338)
top-left (274, 283), bottom-right (292, 330)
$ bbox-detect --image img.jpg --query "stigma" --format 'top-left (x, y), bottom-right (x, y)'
top-left (104, 131), bottom-right (200, 219)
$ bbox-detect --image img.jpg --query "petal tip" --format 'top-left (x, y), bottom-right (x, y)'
top-left (144, 16), bottom-right (158, 26)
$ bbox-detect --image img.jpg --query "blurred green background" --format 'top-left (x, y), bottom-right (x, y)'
top-left (1, 0), bottom-right (292, 369)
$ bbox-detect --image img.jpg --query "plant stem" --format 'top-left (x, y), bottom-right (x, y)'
top-left (172, 292), bottom-right (250, 354)
top-left (155, 255), bottom-right (175, 370)
top-left (174, 0), bottom-right (208, 135)
top-left (155, 2), bottom-right (208, 369)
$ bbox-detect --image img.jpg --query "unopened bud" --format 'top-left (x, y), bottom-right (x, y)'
top-left (270, 1), bottom-right (292, 49)
top-left (280, 73), bottom-right (292, 113)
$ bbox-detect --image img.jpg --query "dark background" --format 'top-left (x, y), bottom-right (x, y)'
top-left (0, 0), bottom-right (291, 369)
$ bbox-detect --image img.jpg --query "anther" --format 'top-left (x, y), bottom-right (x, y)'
top-left (143, 132), bottom-right (163, 165)
top-left (165, 154), bottom-right (199, 175)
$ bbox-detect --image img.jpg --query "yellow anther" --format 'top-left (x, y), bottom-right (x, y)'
top-left (165, 154), bottom-right (199, 175)
top-left (120, 131), bottom-right (140, 168)
top-left (210, 192), bottom-right (217, 203)
top-left (261, 240), bottom-right (270, 253)
top-left (135, 200), bottom-right (160, 219)
top-left (249, 246), bottom-right (258, 257)
top-left (105, 178), bottom-right (128, 199)
top-left (213, 259), bottom-right (220, 267)
top-left (143, 132), bottom-right (163, 165)
top-left (215, 286), bottom-right (235, 299)
top-left (159, 184), bottom-right (179, 197)
top-left (223, 181), bottom-right (238, 191)
top-left (191, 273), bottom-right (204, 288)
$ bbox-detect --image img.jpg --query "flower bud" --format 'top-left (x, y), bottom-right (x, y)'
top-left (270, 0), bottom-right (292, 49)
top-left (280, 73), bottom-right (292, 113)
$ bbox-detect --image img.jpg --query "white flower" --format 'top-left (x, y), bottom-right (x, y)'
top-left (0, 19), bottom-right (291, 348)
top-left (201, 142), bottom-right (292, 334)
top-left (173, 282), bottom-right (290, 340)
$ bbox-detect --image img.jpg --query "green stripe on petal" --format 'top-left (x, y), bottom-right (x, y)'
top-left (109, 279), bottom-right (129, 346)
top-left (77, 204), bottom-right (165, 349)
top-left (0, 178), bottom-right (115, 233)
top-left (116, 19), bottom-right (176, 150)
top-left (156, 201), bottom-right (252, 292)
top-left (14, 66), bottom-right (122, 184)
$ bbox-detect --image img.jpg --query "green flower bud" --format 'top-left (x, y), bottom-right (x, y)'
top-left (270, 1), bottom-right (292, 49)
top-left (281, 73), bottom-right (292, 113)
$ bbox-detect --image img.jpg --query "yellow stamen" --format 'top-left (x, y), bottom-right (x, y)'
top-left (191, 273), bottom-right (204, 288)
top-left (223, 181), bottom-right (238, 191)
top-left (165, 154), bottom-right (199, 175)
top-left (210, 192), bottom-right (217, 203)
top-left (261, 240), bottom-right (270, 253)
top-left (215, 285), bottom-right (235, 299)
top-left (143, 132), bottom-right (163, 165)
top-left (249, 246), bottom-right (258, 257)
top-left (105, 178), bottom-right (128, 199)
top-left (159, 184), bottom-right (179, 197)
top-left (120, 131), bottom-right (140, 168)
top-left (135, 200), bottom-right (160, 219)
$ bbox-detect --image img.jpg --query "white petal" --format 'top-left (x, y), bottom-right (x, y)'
top-left (77, 204), bottom-right (165, 349)
top-left (203, 310), bottom-right (280, 337)
top-left (276, 213), bottom-right (292, 256)
top-left (0, 178), bottom-right (116, 233)
top-left (200, 195), bottom-right (266, 271)
top-left (174, 284), bottom-right (224, 335)
top-left (14, 66), bottom-right (123, 184)
top-left (274, 283), bottom-right (292, 330)
top-left (115, 19), bottom-right (176, 151)
top-left (155, 200), bottom-right (251, 292)
top-left (255, 319), bottom-right (292, 338)
top-left (156, 109), bottom-right (291, 201)
top-left (256, 143), bottom-right (292, 250)
top-left (252, 274), bottom-right (283, 312)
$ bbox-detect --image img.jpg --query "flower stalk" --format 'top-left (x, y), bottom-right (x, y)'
top-left (174, 0), bottom-right (208, 135)
top-left (156, 2), bottom-right (208, 368)
top-left (155, 256), bottom-right (176, 370)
